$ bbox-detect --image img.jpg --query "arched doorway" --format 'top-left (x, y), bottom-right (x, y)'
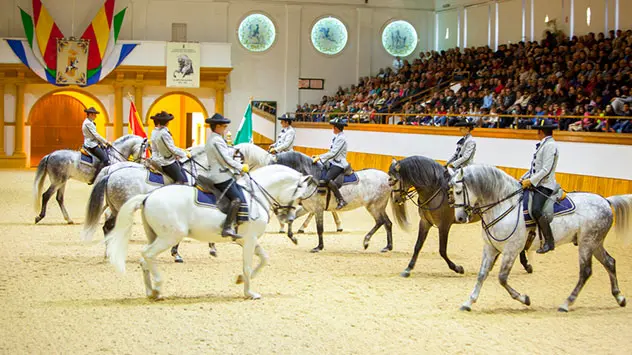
top-left (28, 90), bottom-right (108, 167)
top-left (146, 92), bottom-right (208, 148)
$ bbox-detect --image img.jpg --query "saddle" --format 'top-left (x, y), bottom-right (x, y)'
top-left (80, 147), bottom-right (96, 165)
top-left (522, 187), bottom-right (576, 229)
top-left (319, 165), bottom-right (359, 189)
top-left (143, 160), bottom-right (189, 185)
top-left (194, 176), bottom-right (236, 217)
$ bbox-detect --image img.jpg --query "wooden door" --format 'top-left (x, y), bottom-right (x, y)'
top-left (30, 94), bottom-right (86, 166)
top-left (186, 112), bottom-right (194, 147)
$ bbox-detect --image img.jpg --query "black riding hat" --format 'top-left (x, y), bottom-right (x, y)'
top-left (532, 118), bottom-right (558, 130)
top-left (205, 113), bottom-right (231, 124)
top-left (150, 111), bottom-right (174, 123)
top-left (84, 107), bottom-right (100, 114)
top-left (329, 117), bottom-right (348, 128)
top-left (278, 114), bottom-right (295, 122)
top-left (454, 120), bottom-right (476, 128)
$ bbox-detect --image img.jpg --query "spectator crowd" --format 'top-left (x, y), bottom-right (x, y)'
top-left (294, 29), bottom-right (632, 133)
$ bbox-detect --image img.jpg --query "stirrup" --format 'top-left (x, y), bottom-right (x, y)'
top-left (536, 243), bottom-right (555, 254)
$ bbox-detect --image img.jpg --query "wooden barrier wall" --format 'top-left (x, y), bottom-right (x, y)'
top-left (293, 146), bottom-right (632, 197)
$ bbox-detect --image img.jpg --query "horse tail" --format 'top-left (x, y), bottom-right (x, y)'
top-left (33, 155), bottom-right (50, 214)
top-left (81, 175), bottom-right (110, 242)
top-left (105, 194), bottom-right (147, 273)
top-left (607, 194), bottom-right (632, 244)
top-left (390, 192), bottom-right (411, 232)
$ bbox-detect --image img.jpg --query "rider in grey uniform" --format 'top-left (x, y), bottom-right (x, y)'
top-left (312, 118), bottom-right (349, 210)
top-left (82, 107), bottom-right (111, 183)
top-left (521, 118), bottom-right (559, 254)
top-left (149, 111), bottom-right (190, 184)
top-left (269, 114), bottom-right (295, 154)
top-left (447, 121), bottom-right (476, 169)
top-left (201, 113), bottom-right (249, 239)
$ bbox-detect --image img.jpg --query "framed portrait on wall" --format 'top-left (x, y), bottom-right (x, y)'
top-left (166, 42), bottom-right (200, 88)
top-left (298, 78), bottom-right (324, 90)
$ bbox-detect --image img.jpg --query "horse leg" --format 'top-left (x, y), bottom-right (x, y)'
top-left (362, 215), bottom-right (384, 251)
top-left (519, 251), bottom-right (533, 274)
top-left (382, 213), bottom-right (393, 253)
top-left (55, 183), bottom-right (73, 224)
top-left (170, 243), bottom-right (183, 263)
top-left (103, 213), bottom-right (116, 236)
top-left (498, 248), bottom-right (531, 307)
top-left (400, 217), bottom-right (432, 278)
top-left (209, 243), bottom-right (217, 257)
top-left (35, 185), bottom-right (57, 224)
top-left (559, 244), bottom-right (595, 312)
top-left (298, 212), bottom-right (314, 234)
top-left (241, 237), bottom-right (260, 299)
top-left (278, 220), bottom-right (286, 234)
top-left (332, 211), bottom-right (343, 232)
top-left (237, 243), bottom-right (269, 284)
top-left (311, 211), bottom-right (325, 253)
top-left (142, 237), bottom-right (174, 300)
top-left (438, 224), bottom-right (464, 274)
top-left (461, 243), bottom-right (499, 311)
top-left (593, 245), bottom-right (626, 307)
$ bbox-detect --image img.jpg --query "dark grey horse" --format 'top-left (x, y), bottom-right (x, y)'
top-left (275, 151), bottom-right (395, 252)
top-left (388, 156), bottom-right (532, 277)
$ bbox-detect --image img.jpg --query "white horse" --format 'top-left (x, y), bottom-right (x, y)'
top-left (105, 165), bottom-right (317, 300)
top-left (33, 134), bottom-right (147, 224)
top-left (234, 143), bottom-right (344, 233)
top-left (449, 165), bottom-right (631, 312)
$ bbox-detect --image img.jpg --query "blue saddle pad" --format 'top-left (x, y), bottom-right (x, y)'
top-left (80, 152), bottom-right (94, 164)
top-left (195, 189), bottom-right (218, 208)
top-left (319, 170), bottom-right (359, 185)
top-left (522, 191), bottom-right (576, 227)
top-left (147, 171), bottom-right (165, 185)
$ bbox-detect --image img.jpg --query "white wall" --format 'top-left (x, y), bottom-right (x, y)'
top-left (465, 4), bottom-right (489, 48)
top-left (295, 126), bottom-right (632, 179)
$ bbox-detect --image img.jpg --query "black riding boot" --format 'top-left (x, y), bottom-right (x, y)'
top-left (327, 181), bottom-right (347, 210)
top-left (536, 216), bottom-right (555, 254)
top-left (222, 200), bottom-right (242, 239)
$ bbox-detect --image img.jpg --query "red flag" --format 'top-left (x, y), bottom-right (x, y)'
top-left (128, 100), bottom-right (150, 157)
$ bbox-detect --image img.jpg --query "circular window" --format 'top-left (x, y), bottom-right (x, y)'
top-left (238, 13), bottom-right (276, 52)
top-left (310, 17), bottom-right (348, 55)
top-left (381, 20), bottom-right (418, 57)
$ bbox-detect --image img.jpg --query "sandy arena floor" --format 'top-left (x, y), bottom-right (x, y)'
top-left (1, 169), bottom-right (631, 354)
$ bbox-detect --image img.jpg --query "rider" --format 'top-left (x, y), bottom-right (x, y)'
top-left (202, 113), bottom-right (250, 239)
top-left (269, 114), bottom-right (295, 153)
top-left (149, 111), bottom-right (190, 184)
top-left (520, 118), bottom-right (559, 254)
top-left (82, 107), bottom-right (111, 184)
top-left (446, 121), bottom-right (476, 169)
top-left (312, 117), bottom-right (348, 210)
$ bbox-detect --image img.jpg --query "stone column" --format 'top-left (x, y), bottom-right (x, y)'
top-left (0, 77), bottom-right (5, 157)
top-left (114, 84), bottom-right (123, 138)
top-left (14, 81), bottom-right (26, 156)
top-left (215, 87), bottom-right (224, 115)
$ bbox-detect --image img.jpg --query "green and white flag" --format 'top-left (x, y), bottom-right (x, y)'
top-left (234, 102), bottom-right (253, 145)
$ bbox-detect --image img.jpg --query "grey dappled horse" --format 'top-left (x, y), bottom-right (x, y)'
top-left (33, 134), bottom-right (146, 224)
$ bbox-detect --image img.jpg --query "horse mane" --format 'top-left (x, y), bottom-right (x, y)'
top-left (462, 165), bottom-right (520, 203)
top-left (393, 156), bottom-right (448, 191)
top-left (275, 151), bottom-right (322, 177)
top-left (114, 134), bottom-right (141, 144)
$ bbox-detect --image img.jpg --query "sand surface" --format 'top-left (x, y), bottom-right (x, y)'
top-left (1, 169), bottom-right (631, 354)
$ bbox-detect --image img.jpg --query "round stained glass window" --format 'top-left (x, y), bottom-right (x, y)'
top-left (238, 13), bottom-right (276, 52)
top-left (311, 17), bottom-right (348, 55)
top-left (382, 20), bottom-right (418, 57)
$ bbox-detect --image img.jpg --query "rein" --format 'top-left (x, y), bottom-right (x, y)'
top-left (452, 175), bottom-right (524, 244)
top-left (392, 180), bottom-right (445, 211)
top-left (245, 173), bottom-right (304, 217)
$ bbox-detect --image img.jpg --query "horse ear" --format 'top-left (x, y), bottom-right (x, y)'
top-left (391, 158), bottom-right (398, 166)
top-left (395, 163), bottom-right (401, 172)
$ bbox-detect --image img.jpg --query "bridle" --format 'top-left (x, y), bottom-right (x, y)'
top-left (390, 176), bottom-right (446, 211)
top-left (108, 138), bottom-right (146, 163)
top-left (449, 171), bottom-right (524, 244)
top-left (245, 173), bottom-right (318, 218)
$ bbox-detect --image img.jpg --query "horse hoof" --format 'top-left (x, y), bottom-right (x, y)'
top-left (380, 247), bottom-right (391, 253)
top-left (173, 255), bottom-right (183, 263)
top-left (297, 230), bottom-right (305, 234)
top-left (289, 237), bottom-right (298, 245)
top-left (34, 216), bottom-right (43, 224)
top-left (67, 220), bottom-right (74, 225)
top-left (247, 292), bottom-right (261, 300)
top-left (363, 242), bottom-right (369, 250)
top-left (454, 265), bottom-right (465, 274)
top-left (310, 247), bottom-right (321, 253)
top-left (209, 250), bottom-right (217, 258)
top-left (400, 270), bottom-right (411, 278)
top-left (278, 230), bottom-right (285, 234)
top-left (336, 229), bottom-right (343, 233)
top-left (617, 295), bottom-right (626, 307)
top-left (525, 265), bottom-right (533, 274)
top-left (558, 306), bottom-right (569, 313)
top-left (236, 275), bottom-right (244, 284)
top-left (523, 295), bottom-right (531, 306)
top-left (460, 305), bottom-right (472, 312)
